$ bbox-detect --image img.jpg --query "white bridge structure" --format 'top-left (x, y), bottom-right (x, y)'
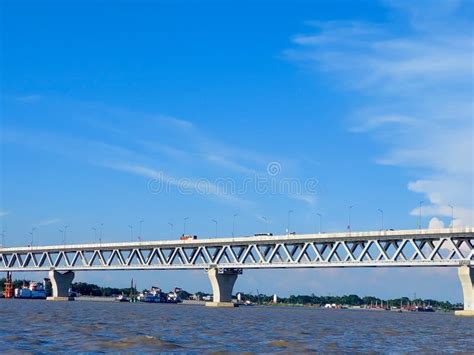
top-left (1, 227), bottom-right (473, 314)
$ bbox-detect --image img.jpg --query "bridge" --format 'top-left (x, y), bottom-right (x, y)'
top-left (1, 227), bottom-right (473, 314)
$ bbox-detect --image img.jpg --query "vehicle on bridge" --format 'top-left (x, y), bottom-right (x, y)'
top-left (180, 235), bottom-right (197, 241)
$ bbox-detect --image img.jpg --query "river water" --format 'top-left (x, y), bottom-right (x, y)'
top-left (0, 299), bottom-right (473, 353)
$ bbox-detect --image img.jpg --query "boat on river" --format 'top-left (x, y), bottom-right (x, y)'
top-left (14, 281), bottom-right (47, 299)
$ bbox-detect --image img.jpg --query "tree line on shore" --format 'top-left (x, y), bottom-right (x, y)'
top-left (0, 278), bottom-right (461, 310)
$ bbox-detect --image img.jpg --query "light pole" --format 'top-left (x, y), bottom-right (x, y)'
top-left (212, 219), bottom-right (218, 238)
top-left (139, 219), bottom-right (144, 241)
top-left (378, 209), bottom-right (384, 231)
top-left (287, 210), bottom-right (293, 234)
top-left (316, 213), bottom-right (322, 234)
top-left (183, 217), bottom-right (189, 236)
top-left (59, 229), bottom-right (63, 245)
top-left (92, 227), bottom-right (97, 242)
top-left (29, 227), bottom-right (37, 246)
top-left (100, 223), bottom-right (103, 244)
top-left (128, 225), bottom-right (133, 242)
top-left (348, 205), bottom-right (354, 232)
top-left (63, 225), bottom-right (68, 244)
top-left (1, 230), bottom-right (5, 247)
top-left (168, 222), bottom-right (174, 238)
top-left (261, 216), bottom-right (268, 234)
top-left (419, 201), bottom-right (424, 230)
top-left (448, 204), bottom-right (454, 229)
top-left (232, 214), bottom-right (238, 237)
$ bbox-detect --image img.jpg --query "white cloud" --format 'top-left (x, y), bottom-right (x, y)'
top-left (287, 0), bottom-right (473, 225)
top-left (0, 211), bottom-right (9, 218)
top-left (102, 162), bottom-right (254, 208)
top-left (428, 217), bottom-right (444, 229)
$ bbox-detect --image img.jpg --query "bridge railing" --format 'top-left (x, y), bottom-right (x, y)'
top-left (0, 228), bottom-right (472, 271)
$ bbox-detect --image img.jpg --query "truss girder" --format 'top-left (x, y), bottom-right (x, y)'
top-left (1, 233), bottom-right (472, 272)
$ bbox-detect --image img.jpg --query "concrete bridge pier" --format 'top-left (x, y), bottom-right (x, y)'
top-left (205, 268), bottom-right (242, 307)
top-left (47, 269), bottom-right (75, 301)
top-left (455, 266), bottom-right (474, 316)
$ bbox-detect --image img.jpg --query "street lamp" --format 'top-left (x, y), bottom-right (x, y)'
top-left (348, 205), bottom-right (355, 232)
top-left (128, 225), bottom-right (133, 242)
top-left (261, 216), bottom-right (268, 234)
top-left (100, 223), bottom-right (103, 244)
top-left (63, 225), bottom-right (68, 244)
top-left (419, 201), bottom-right (424, 230)
top-left (29, 227), bottom-right (37, 246)
top-left (212, 219), bottom-right (218, 238)
top-left (448, 204), bottom-right (454, 229)
top-left (59, 229), bottom-right (63, 245)
top-left (1, 230), bottom-right (5, 247)
top-left (92, 227), bottom-right (97, 242)
top-left (378, 209), bottom-right (384, 231)
top-left (168, 222), bottom-right (174, 238)
top-left (139, 219), bottom-right (144, 241)
top-left (316, 213), bottom-right (322, 234)
top-left (183, 217), bottom-right (189, 236)
top-left (287, 210), bottom-right (293, 234)
top-left (232, 214), bottom-right (238, 237)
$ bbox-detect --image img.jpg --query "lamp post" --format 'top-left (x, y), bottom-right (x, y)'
top-left (99, 223), bottom-right (103, 244)
top-left (378, 209), bottom-right (384, 231)
top-left (262, 216), bottom-right (268, 234)
top-left (59, 229), bottom-right (63, 245)
top-left (212, 219), bottom-right (218, 238)
top-left (128, 225), bottom-right (133, 242)
top-left (448, 204), bottom-right (454, 229)
top-left (168, 222), bottom-right (174, 238)
top-left (316, 213), bottom-right (322, 234)
top-left (183, 217), bottom-right (189, 236)
top-left (348, 205), bottom-right (354, 232)
top-left (139, 219), bottom-right (144, 242)
top-left (63, 225), bottom-right (68, 244)
top-left (1, 230), bottom-right (5, 247)
top-left (287, 210), bottom-right (293, 235)
top-left (232, 214), bottom-right (238, 237)
top-left (92, 227), bottom-right (97, 242)
top-left (419, 201), bottom-right (424, 230)
top-left (30, 227), bottom-right (37, 246)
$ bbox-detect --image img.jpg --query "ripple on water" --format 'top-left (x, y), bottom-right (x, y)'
top-left (1, 300), bottom-right (473, 352)
top-left (97, 335), bottom-right (181, 351)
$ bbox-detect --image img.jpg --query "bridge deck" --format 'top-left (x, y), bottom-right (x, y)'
top-left (0, 228), bottom-right (472, 271)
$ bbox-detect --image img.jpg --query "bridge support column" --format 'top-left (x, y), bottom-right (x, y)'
top-left (205, 268), bottom-right (241, 308)
top-left (47, 269), bottom-right (75, 301)
top-left (455, 266), bottom-right (474, 316)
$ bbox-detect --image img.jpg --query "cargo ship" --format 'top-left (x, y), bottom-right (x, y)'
top-left (14, 281), bottom-right (47, 299)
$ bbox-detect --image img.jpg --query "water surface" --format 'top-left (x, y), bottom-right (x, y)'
top-left (0, 299), bottom-right (472, 352)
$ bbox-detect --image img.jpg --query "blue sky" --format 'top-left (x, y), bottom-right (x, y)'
top-left (1, 0), bottom-right (472, 301)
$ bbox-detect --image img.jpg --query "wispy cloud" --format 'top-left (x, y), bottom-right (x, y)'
top-left (37, 218), bottom-right (61, 226)
top-left (0, 211), bottom-right (10, 218)
top-left (287, 0), bottom-right (473, 225)
top-left (102, 162), bottom-right (254, 208)
top-left (2, 95), bottom-right (320, 210)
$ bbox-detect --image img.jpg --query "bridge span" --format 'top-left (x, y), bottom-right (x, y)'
top-left (1, 227), bottom-right (473, 314)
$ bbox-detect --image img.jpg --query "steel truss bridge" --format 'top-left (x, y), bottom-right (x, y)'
top-left (0, 228), bottom-right (472, 272)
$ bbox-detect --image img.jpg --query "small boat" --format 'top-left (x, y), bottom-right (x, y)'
top-left (115, 294), bottom-right (130, 302)
top-left (138, 287), bottom-right (163, 303)
top-left (167, 287), bottom-right (182, 303)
